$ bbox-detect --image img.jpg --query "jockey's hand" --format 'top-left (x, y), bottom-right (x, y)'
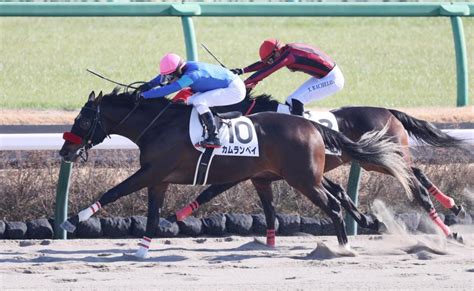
top-left (230, 68), bottom-right (244, 75)
top-left (133, 90), bottom-right (144, 104)
top-left (173, 98), bottom-right (187, 105)
top-left (137, 83), bottom-right (152, 92)
top-left (245, 83), bottom-right (256, 94)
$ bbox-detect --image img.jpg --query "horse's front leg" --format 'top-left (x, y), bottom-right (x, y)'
top-left (135, 183), bottom-right (168, 259)
top-left (60, 165), bottom-right (157, 233)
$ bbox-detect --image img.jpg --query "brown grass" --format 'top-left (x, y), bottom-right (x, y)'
top-left (0, 150), bottom-right (472, 222)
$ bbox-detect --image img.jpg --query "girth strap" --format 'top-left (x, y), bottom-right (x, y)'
top-left (193, 148), bottom-right (216, 185)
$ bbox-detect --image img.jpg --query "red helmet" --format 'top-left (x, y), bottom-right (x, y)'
top-left (259, 38), bottom-right (283, 61)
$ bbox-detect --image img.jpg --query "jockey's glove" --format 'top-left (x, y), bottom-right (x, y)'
top-left (133, 90), bottom-right (144, 104)
top-left (137, 83), bottom-right (152, 92)
top-left (230, 68), bottom-right (244, 75)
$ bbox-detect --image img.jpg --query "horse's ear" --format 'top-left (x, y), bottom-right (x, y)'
top-left (94, 91), bottom-right (103, 105)
top-left (88, 91), bottom-right (95, 101)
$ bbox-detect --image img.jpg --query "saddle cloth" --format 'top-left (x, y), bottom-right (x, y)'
top-left (277, 104), bottom-right (341, 155)
top-left (189, 108), bottom-right (260, 157)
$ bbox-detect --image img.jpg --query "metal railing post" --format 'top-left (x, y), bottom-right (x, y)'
top-left (54, 161), bottom-right (73, 239)
top-left (450, 16), bottom-right (468, 107)
top-left (345, 162), bottom-right (361, 235)
top-left (181, 16), bottom-right (198, 61)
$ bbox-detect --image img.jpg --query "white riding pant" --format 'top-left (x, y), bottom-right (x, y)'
top-left (188, 78), bottom-right (246, 115)
top-left (285, 65), bottom-right (344, 105)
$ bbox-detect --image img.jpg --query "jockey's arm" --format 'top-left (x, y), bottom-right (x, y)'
top-left (147, 75), bottom-right (163, 88)
top-left (242, 61), bottom-right (267, 74)
top-left (244, 51), bottom-right (293, 87)
top-left (141, 75), bottom-right (194, 99)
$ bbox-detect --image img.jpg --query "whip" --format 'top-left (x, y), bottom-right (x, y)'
top-left (86, 69), bottom-right (139, 90)
top-left (200, 43), bottom-right (227, 68)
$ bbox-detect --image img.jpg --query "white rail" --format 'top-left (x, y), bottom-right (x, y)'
top-left (0, 130), bottom-right (473, 151)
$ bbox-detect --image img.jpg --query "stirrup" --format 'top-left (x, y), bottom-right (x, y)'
top-left (196, 137), bottom-right (222, 148)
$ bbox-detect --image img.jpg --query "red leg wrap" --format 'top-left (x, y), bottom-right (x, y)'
top-left (176, 201), bottom-right (199, 221)
top-left (428, 186), bottom-right (455, 209)
top-left (429, 209), bottom-right (451, 236)
top-left (266, 229), bottom-right (276, 247)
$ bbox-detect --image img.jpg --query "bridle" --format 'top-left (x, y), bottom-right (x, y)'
top-left (63, 88), bottom-right (171, 162)
top-left (63, 103), bottom-right (108, 162)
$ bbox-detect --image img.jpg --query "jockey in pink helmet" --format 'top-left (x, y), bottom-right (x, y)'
top-left (138, 53), bottom-right (246, 148)
top-left (231, 39), bottom-right (344, 116)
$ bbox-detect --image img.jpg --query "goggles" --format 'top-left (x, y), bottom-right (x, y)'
top-left (160, 73), bottom-right (179, 85)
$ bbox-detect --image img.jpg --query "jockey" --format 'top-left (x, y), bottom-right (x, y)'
top-left (231, 39), bottom-right (344, 116)
top-left (139, 53), bottom-right (246, 148)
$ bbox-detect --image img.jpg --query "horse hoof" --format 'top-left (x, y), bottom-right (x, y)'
top-left (134, 249), bottom-right (149, 260)
top-left (60, 220), bottom-right (76, 233)
top-left (377, 221), bottom-right (388, 234)
top-left (122, 252), bottom-right (148, 260)
top-left (448, 232), bottom-right (464, 244)
top-left (451, 205), bottom-right (467, 220)
top-left (166, 215), bottom-right (177, 223)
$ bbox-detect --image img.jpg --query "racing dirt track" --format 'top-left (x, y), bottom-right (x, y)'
top-left (1, 226), bottom-right (473, 290)
top-left (1, 106), bottom-right (472, 289)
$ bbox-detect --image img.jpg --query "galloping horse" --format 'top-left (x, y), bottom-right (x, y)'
top-left (59, 88), bottom-right (412, 258)
top-left (175, 93), bottom-right (466, 243)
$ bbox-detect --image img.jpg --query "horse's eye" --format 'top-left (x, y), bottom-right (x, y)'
top-left (79, 119), bottom-right (91, 130)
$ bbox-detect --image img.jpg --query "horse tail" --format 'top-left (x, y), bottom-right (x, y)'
top-left (388, 109), bottom-right (463, 148)
top-left (310, 121), bottom-right (414, 200)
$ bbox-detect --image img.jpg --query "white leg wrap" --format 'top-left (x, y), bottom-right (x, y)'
top-left (135, 236), bottom-right (152, 259)
top-left (78, 201), bottom-right (101, 222)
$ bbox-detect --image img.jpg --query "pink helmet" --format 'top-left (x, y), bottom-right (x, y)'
top-left (160, 53), bottom-right (184, 75)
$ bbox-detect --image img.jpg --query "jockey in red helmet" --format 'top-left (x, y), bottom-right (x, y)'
top-left (231, 39), bottom-right (344, 116)
top-left (138, 53), bottom-right (246, 148)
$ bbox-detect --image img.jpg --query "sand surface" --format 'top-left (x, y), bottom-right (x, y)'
top-left (0, 106), bottom-right (472, 125)
top-left (1, 227), bottom-right (473, 290)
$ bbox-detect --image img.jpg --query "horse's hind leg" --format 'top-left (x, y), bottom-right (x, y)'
top-left (175, 183), bottom-right (238, 221)
top-left (251, 178), bottom-right (277, 247)
top-left (407, 176), bottom-right (463, 240)
top-left (135, 183), bottom-right (168, 259)
top-left (412, 167), bottom-right (466, 217)
top-left (323, 177), bottom-right (382, 232)
top-left (289, 179), bottom-right (349, 246)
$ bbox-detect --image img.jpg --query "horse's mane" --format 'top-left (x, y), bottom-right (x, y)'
top-left (102, 87), bottom-right (170, 107)
top-left (102, 87), bottom-right (281, 110)
top-left (101, 87), bottom-right (134, 106)
top-left (246, 92), bottom-right (282, 106)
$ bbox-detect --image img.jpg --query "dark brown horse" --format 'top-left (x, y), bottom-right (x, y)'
top-left (175, 93), bottom-right (466, 244)
top-left (59, 88), bottom-right (412, 259)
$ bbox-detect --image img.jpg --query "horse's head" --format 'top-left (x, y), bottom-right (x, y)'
top-left (59, 91), bottom-right (108, 162)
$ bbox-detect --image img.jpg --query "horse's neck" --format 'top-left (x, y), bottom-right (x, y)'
top-left (103, 102), bottom-right (190, 143)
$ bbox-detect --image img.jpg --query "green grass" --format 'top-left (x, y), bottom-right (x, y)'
top-left (0, 16), bottom-right (473, 109)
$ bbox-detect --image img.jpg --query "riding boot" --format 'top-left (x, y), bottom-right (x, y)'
top-left (291, 99), bottom-right (305, 116)
top-left (198, 112), bottom-right (222, 148)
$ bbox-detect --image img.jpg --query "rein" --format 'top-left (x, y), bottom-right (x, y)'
top-left (244, 99), bottom-right (257, 116)
top-left (64, 93), bottom-right (171, 160)
top-left (135, 103), bottom-right (172, 143)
